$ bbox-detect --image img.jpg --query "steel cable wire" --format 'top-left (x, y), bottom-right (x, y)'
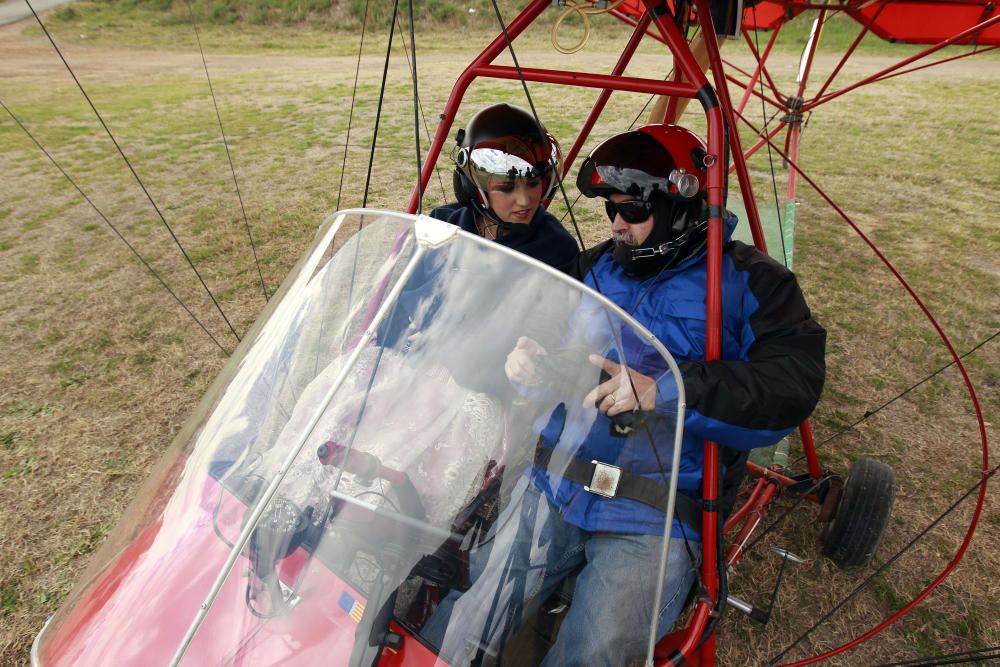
top-left (182, 0), bottom-right (268, 303)
top-left (25, 0), bottom-right (242, 342)
top-left (767, 464), bottom-right (998, 665)
top-left (1, 98), bottom-right (231, 356)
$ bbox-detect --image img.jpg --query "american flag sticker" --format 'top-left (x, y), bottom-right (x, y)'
top-left (338, 591), bottom-right (366, 623)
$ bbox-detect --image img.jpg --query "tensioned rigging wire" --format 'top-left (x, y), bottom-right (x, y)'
top-left (325, 0), bottom-right (418, 495)
top-left (333, 0), bottom-right (372, 361)
top-left (656, 13), bottom-right (995, 657)
top-left (730, 102), bottom-right (996, 464)
top-left (393, 11), bottom-right (448, 203)
top-left (626, 66), bottom-right (675, 129)
top-left (622, 9), bottom-right (694, 138)
top-left (484, 0), bottom-right (654, 436)
top-left (482, 0), bottom-right (655, 389)
top-left (1, 99), bottom-right (231, 356)
top-left (406, 0), bottom-right (422, 213)
top-left (361, 0), bottom-right (401, 207)
top-left (722, 31), bottom-right (996, 653)
top-left (876, 645), bottom-right (1000, 667)
top-left (484, 0), bottom-right (644, 417)
top-left (26, 0), bottom-right (241, 343)
top-left (552, 36), bottom-right (681, 230)
top-left (488, 4), bottom-right (719, 637)
top-left (552, 11), bottom-right (987, 660)
top-left (751, 5), bottom-right (790, 268)
top-left (183, 0), bottom-right (268, 303)
top-left (486, 0), bottom-right (591, 268)
top-left (730, 104), bottom-right (991, 665)
top-left (336, 0), bottom-right (369, 210)
top-left (732, 474), bottom-right (831, 559)
top-left (324, 0), bottom-right (431, 480)
top-left (766, 463), bottom-right (999, 666)
top-left (792, 329), bottom-right (999, 468)
top-left (325, 0), bottom-right (447, 460)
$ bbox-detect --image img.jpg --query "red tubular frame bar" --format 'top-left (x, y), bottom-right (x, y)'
top-left (405, 0), bottom-right (552, 214)
top-left (730, 119), bottom-right (787, 170)
top-left (803, 11), bottom-right (1000, 111)
top-left (812, 2), bottom-right (884, 102)
top-left (740, 24), bottom-right (785, 102)
top-left (875, 43), bottom-right (998, 80)
top-left (735, 25), bottom-right (782, 115)
top-left (725, 478), bottom-right (781, 566)
top-left (610, 7), bottom-right (669, 46)
top-left (562, 12), bottom-right (654, 172)
top-left (403, 2), bottom-right (805, 663)
top-left (725, 70), bottom-right (785, 112)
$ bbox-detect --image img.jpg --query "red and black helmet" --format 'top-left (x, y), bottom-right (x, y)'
top-left (576, 123), bottom-right (708, 203)
top-left (577, 124), bottom-right (712, 275)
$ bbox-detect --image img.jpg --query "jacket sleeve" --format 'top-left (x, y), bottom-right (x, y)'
top-left (678, 243), bottom-right (826, 449)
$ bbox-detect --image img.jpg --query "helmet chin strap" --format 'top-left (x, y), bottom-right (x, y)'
top-left (628, 218), bottom-right (708, 260)
top-left (630, 243), bottom-right (678, 259)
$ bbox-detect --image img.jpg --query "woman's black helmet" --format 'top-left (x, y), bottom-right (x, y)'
top-left (453, 104), bottom-right (561, 225)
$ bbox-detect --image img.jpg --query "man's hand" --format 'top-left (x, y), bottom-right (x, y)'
top-left (505, 336), bottom-right (547, 385)
top-left (584, 355), bottom-right (657, 416)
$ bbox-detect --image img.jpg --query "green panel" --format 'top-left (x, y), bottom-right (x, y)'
top-left (727, 197), bottom-right (795, 269)
top-left (748, 436), bottom-right (790, 469)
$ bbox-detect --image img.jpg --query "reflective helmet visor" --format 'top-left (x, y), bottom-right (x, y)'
top-left (577, 131), bottom-right (672, 200)
top-left (464, 136), bottom-right (551, 193)
top-left (577, 129), bottom-right (703, 202)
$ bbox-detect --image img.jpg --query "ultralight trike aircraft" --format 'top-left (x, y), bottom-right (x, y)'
top-left (24, 1), bottom-right (995, 666)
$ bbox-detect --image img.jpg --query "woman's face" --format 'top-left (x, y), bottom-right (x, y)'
top-left (485, 176), bottom-right (545, 224)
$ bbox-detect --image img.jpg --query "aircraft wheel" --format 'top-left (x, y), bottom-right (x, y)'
top-left (822, 458), bottom-right (896, 568)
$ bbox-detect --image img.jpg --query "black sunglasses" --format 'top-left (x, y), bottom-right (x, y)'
top-left (604, 199), bottom-right (653, 225)
top-left (604, 199), bottom-right (654, 224)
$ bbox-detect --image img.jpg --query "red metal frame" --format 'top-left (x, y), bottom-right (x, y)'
top-left (805, 10), bottom-right (1000, 110)
top-left (407, 2), bottom-right (728, 661)
top-left (403, 1), bottom-right (993, 664)
top-left (739, 25), bottom-right (785, 104)
top-left (735, 24), bottom-right (782, 115)
top-left (725, 478), bottom-right (781, 566)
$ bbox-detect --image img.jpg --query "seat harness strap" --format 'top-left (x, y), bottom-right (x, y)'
top-left (533, 445), bottom-right (701, 530)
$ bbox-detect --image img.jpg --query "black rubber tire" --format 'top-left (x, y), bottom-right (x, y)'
top-left (822, 458), bottom-right (896, 568)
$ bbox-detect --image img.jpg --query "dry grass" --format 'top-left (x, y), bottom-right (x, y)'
top-left (1, 9), bottom-right (998, 667)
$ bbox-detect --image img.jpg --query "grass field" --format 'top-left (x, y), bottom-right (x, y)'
top-left (1, 2), bottom-right (998, 665)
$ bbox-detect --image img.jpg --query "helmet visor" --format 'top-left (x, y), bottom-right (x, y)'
top-left (469, 147), bottom-right (543, 178)
top-left (577, 132), bottom-right (673, 200)
top-left (466, 145), bottom-right (550, 193)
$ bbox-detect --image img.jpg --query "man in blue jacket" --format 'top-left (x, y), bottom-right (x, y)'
top-left (425, 124), bottom-right (825, 666)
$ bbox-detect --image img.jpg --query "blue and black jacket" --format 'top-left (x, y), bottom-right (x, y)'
top-left (531, 216), bottom-right (826, 538)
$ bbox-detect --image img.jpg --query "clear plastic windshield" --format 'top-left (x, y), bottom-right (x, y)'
top-left (34, 210), bottom-right (686, 667)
